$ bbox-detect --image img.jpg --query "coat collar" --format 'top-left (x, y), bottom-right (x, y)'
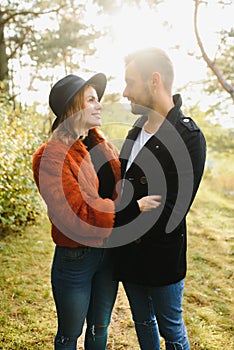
top-left (166, 94), bottom-right (182, 126)
top-left (120, 94), bottom-right (182, 175)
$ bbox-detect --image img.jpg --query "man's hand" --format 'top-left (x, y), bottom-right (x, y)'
top-left (137, 195), bottom-right (162, 212)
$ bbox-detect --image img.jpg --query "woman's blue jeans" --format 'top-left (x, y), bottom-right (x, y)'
top-left (51, 246), bottom-right (118, 350)
top-left (123, 279), bottom-right (190, 350)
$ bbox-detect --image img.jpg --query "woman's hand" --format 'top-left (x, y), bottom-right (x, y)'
top-left (137, 195), bottom-right (161, 212)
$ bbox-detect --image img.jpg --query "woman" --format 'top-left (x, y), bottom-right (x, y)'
top-left (32, 72), bottom-right (160, 350)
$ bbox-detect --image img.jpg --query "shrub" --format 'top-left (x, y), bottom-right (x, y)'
top-left (0, 102), bottom-right (45, 234)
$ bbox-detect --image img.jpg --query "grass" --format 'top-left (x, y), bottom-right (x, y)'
top-left (0, 174), bottom-right (233, 350)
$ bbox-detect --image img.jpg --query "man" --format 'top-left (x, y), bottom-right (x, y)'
top-left (113, 48), bottom-right (206, 350)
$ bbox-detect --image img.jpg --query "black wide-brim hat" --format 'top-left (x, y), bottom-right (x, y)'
top-left (49, 73), bottom-right (107, 131)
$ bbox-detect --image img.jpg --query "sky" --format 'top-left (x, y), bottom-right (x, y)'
top-left (86, 0), bottom-right (233, 108)
top-left (15, 0), bottom-right (234, 126)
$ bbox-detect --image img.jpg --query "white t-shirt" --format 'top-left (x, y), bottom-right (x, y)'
top-left (126, 128), bottom-right (153, 172)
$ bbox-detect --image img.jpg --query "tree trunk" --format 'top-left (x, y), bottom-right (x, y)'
top-left (0, 12), bottom-right (9, 82)
top-left (194, 0), bottom-right (234, 102)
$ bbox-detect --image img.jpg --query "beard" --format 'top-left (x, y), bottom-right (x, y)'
top-left (131, 86), bottom-right (154, 115)
top-left (131, 103), bottom-right (151, 115)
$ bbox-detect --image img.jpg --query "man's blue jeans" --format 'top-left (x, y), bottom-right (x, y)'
top-left (123, 279), bottom-right (190, 350)
top-left (51, 246), bottom-right (118, 350)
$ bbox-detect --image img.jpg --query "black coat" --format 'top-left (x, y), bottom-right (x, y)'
top-left (112, 94), bottom-right (206, 286)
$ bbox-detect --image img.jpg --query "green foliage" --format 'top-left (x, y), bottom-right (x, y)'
top-left (204, 29), bottom-right (234, 97)
top-left (29, 1), bottom-right (100, 73)
top-left (93, 0), bottom-right (163, 13)
top-left (184, 103), bottom-right (234, 155)
top-left (101, 101), bottom-right (137, 150)
top-left (0, 98), bottom-right (45, 234)
top-left (183, 103), bottom-right (234, 194)
top-left (1, 0), bottom-right (102, 86)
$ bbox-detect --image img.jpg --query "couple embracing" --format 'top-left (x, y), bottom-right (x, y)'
top-left (33, 47), bottom-right (206, 350)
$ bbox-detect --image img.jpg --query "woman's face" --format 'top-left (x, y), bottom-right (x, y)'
top-left (70, 85), bottom-right (103, 137)
top-left (81, 86), bottom-right (102, 130)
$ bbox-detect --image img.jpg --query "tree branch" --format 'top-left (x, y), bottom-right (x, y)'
top-left (194, 0), bottom-right (234, 102)
top-left (7, 26), bottom-right (33, 60)
top-left (1, 6), bottom-right (64, 25)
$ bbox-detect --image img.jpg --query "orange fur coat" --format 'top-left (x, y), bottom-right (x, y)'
top-left (32, 128), bottom-right (121, 247)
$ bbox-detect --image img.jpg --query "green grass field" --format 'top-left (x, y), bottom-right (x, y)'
top-left (0, 175), bottom-right (233, 349)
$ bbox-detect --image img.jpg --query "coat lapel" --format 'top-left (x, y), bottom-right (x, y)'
top-left (120, 116), bottom-right (147, 176)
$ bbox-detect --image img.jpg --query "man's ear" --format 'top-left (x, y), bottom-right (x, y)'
top-left (151, 72), bottom-right (161, 87)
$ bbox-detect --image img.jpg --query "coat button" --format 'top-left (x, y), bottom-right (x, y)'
top-left (128, 177), bottom-right (134, 181)
top-left (183, 118), bottom-right (190, 123)
top-left (139, 176), bottom-right (147, 185)
top-left (155, 145), bottom-right (160, 149)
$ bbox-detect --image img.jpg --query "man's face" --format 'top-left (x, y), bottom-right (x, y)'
top-left (123, 61), bottom-right (153, 115)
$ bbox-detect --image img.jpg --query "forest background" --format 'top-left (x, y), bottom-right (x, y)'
top-left (0, 0), bottom-right (233, 349)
